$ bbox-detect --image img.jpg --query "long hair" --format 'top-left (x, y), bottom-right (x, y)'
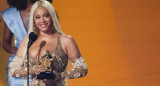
top-left (7, 0), bottom-right (52, 10)
top-left (28, 0), bottom-right (62, 34)
top-left (20, 0), bottom-right (62, 76)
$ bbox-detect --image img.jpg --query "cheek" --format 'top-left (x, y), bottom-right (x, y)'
top-left (34, 19), bottom-right (40, 26)
top-left (46, 17), bottom-right (52, 24)
top-left (46, 19), bottom-right (51, 23)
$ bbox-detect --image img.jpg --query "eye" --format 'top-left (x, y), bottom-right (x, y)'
top-left (45, 14), bottom-right (50, 18)
top-left (35, 16), bottom-right (40, 19)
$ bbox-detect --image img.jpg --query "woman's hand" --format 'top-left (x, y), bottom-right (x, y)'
top-left (32, 65), bottom-right (46, 75)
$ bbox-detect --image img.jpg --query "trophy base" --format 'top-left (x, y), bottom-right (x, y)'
top-left (37, 72), bottom-right (55, 79)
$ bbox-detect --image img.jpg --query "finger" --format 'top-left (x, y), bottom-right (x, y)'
top-left (35, 70), bottom-right (40, 75)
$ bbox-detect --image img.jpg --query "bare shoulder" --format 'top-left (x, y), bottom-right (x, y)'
top-left (16, 36), bottom-right (28, 56)
top-left (20, 36), bottom-right (28, 45)
top-left (60, 34), bottom-right (75, 44)
top-left (60, 34), bottom-right (80, 58)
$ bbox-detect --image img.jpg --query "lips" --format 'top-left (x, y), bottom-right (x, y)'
top-left (40, 23), bottom-right (48, 28)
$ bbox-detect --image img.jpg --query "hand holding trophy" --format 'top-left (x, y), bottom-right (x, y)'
top-left (37, 50), bottom-right (56, 79)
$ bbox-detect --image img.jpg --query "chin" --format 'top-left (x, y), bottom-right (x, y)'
top-left (39, 27), bottom-right (48, 31)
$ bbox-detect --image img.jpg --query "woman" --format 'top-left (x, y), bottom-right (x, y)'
top-left (1, 0), bottom-right (52, 85)
top-left (9, 0), bottom-right (88, 86)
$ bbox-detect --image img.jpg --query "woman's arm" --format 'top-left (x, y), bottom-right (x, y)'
top-left (60, 35), bottom-right (88, 80)
top-left (3, 24), bottom-right (17, 55)
top-left (9, 36), bottom-right (46, 77)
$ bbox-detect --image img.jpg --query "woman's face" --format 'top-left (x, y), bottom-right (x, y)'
top-left (34, 6), bottom-right (53, 33)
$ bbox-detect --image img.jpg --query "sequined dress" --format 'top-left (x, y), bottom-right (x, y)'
top-left (9, 34), bottom-right (88, 86)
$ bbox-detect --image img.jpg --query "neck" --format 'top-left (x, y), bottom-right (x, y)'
top-left (39, 30), bottom-right (56, 38)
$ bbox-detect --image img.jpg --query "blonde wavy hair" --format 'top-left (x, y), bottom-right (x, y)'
top-left (23, 0), bottom-right (63, 65)
top-left (28, 0), bottom-right (62, 34)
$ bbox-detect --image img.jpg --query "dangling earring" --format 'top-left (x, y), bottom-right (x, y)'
top-left (33, 24), bottom-right (39, 35)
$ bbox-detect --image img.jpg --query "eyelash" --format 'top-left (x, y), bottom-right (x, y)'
top-left (45, 14), bottom-right (50, 17)
top-left (35, 14), bottom-right (50, 19)
top-left (35, 16), bottom-right (40, 19)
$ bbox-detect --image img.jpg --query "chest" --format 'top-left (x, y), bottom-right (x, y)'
top-left (29, 41), bottom-right (57, 59)
top-left (28, 45), bottom-right (68, 73)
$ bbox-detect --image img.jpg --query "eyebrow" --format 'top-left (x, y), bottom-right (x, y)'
top-left (34, 12), bottom-right (50, 16)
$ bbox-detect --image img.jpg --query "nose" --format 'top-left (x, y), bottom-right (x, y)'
top-left (40, 17), bottom-right (45, 23)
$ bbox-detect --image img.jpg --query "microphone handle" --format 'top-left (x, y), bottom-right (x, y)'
top-left (27, 40), bottom-right (32, 86)
top-left (27, 40), bottom-right (32, 48)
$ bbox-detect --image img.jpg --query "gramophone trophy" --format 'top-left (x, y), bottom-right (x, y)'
top-left (37, 50), bottom-right (56, 79)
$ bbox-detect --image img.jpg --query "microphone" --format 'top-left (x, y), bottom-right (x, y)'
top-left (27, 32), bottom-right (37, 48)
top-left (26, 32), bottom-right (37, 86)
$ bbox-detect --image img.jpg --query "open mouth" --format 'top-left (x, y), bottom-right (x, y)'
top-left (40, 23), bottom-right (48, 28)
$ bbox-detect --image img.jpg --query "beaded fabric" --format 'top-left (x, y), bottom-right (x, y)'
top-left (9, 33), bottom-right (88, 86)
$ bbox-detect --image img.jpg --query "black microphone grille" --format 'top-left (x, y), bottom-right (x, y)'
top-left (29, 32), bottom-right (37, 42)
